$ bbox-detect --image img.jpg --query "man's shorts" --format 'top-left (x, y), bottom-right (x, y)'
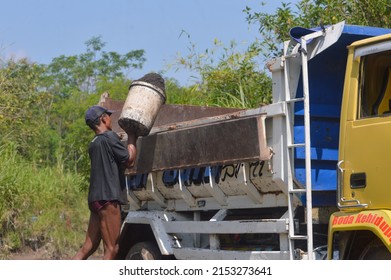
top-left (89, 200), bottom-right (119, 213)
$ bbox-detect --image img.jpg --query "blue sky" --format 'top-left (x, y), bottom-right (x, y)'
top-left (0, 0), bottom-right (297, 86)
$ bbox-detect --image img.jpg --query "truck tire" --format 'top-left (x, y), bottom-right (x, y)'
top-left (126, 241), bottom-right (163, 260)
top-left (359, 240), bottom-right (391, 260)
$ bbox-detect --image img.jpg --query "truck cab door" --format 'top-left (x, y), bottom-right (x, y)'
top-left (339, 41), bottom-right (391, 210)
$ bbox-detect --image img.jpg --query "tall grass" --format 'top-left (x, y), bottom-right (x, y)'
top-left (0, 141), bottom-right (89, 259)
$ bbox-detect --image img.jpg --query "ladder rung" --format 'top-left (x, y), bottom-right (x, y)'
top-left (290, 235), bottom-right (308, 240)
top-left (286, 97), bottom-right (304, 103)
top-left (289, 189), bottom-right (306, 194)
top-left (288, 143), bottom-right (305, 148)
top-left (284, 53), bottom-right (298, 59)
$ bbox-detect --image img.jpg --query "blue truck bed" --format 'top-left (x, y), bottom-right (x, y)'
top-left (294, 25), bottom-right (391, 206)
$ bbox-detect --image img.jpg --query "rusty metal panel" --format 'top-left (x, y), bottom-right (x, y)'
top-left (128, 115), bottom-right (270, 175)
top-left (153, 104), bottom-right (244, 127)
top-left (99, 94), bottom-right (269, 175)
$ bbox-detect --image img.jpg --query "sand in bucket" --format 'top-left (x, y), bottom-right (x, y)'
top-left (118, 73), bottom-right (166, 136)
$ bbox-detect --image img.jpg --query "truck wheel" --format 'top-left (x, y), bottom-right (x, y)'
top-left (359, 240), bottom-right (391, 260)
top-left (126, 241), bottom-right (163, 260)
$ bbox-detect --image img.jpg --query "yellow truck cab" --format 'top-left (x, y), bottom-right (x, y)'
top-left (328, 33), bottom-right (391, 259)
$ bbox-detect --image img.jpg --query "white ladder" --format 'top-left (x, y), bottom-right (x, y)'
top-left (282, 35), bottom-right (318, 260)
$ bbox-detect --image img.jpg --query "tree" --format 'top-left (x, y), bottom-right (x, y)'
top-left (0, 58), bottom-right (51, 160)
top-left (174, 36), bottom-right (272, 108)
top-left (46, 36), bottom-right (145, 97)
top-left (245, 0), bottom-right (391, 57)
top-left (201, 42), bottom-right (272, 108)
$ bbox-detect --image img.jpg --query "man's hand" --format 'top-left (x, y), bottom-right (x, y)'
top-left (126, 130), bottom-right (138, 168)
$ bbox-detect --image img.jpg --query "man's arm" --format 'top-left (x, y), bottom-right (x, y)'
top-left (125, 132), bottom-right (137, 168)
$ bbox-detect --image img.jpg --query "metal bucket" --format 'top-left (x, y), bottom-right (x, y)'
top-left (118, 80), bottom-right (166, 136)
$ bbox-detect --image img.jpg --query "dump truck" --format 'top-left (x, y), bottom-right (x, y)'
top-left (100, 21), bottom-right (391, 260)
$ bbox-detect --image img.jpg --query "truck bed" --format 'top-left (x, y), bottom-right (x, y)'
top-left (100, 97), bottom-right (286, 211)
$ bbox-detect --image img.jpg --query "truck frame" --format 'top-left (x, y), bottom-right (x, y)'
top-left (101, 21), bottom-right (391, 260)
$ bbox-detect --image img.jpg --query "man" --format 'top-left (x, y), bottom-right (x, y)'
top-left (73, 105), bottom-right (137, 260)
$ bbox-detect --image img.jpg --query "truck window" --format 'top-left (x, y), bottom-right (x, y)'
top-left (359, 49), bottom-right (391, 118)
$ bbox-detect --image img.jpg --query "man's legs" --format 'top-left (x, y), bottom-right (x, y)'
top-left (72, 211), bottom-right (102, 260)
top-left (98, 202), bottom-right (121, 260)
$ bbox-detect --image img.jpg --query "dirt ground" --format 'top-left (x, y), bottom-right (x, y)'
top-left (9, 247), bottom-right (49, 260)
top-left (7, 245), bottom-right (103, 260)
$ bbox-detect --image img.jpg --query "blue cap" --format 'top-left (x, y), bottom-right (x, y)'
top-left (85, 105), bottom-right (113, 125)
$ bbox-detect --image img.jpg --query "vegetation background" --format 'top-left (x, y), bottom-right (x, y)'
top-left (0, 0), bottom-right (390, 259)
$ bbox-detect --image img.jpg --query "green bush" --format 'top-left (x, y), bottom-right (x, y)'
top-left (0, 141), bottom-right (89, 259)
